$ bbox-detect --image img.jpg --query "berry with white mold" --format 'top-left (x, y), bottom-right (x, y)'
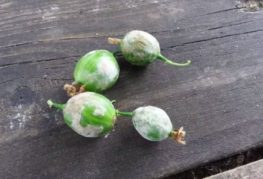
top-left (108, 30), bottom-right (191, 67)
top-left (117, 106), bottom-right (186, 144)
top-left (64, 50), bottom-right (119, 96)
top-left (47, 92), bottom-right (117, 137)
top-left (47, 93), bottom-right (186, 143)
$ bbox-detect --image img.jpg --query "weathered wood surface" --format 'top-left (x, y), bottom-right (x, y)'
top-left (1, 0), bottom-right (263, 178)
top-left (205, 159), bottom-right (263, 179)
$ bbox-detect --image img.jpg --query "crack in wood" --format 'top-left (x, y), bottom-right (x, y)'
top-left (0, 78), bottom-right (17, 85)
top-left (206, 7), bottom-right (243, 15)
top-left (164, 29), bottom-right (263, 49)
top-left (207, 21), bottom-right (252, 31)
top-left (0, 41), bottom-right (36, 50)
top-left (0, 55), bottom-right (79, 69)
top-left (2, 26), bottom-right (261, 55)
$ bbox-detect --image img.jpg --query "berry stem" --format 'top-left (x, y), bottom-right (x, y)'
top-left (170, 127), bottom-right (186, 145)
top-left (108, 37), bottom-right (122, 45)
top-left (47, 100), bottom-right (65, 110)
top-left (158, 54), bottom-right (191, 67)
top-left (64, 83), bottom-right (85, 97)
top-left (116, 110), bottom-right (134, 117)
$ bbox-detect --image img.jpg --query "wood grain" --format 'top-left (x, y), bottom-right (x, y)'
top-left (205, 159), bottom-right (263, 179)
top-left (0, 0), bottom-right (263, 178)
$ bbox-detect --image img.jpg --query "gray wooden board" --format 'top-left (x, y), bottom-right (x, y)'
top-left (1, 0), bottom-right (263, 178)
top-left (205, 159), bottom-right (263, 179)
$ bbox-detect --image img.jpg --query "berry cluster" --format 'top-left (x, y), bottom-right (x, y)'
top-left (48, 30), bottom-right (191, 144)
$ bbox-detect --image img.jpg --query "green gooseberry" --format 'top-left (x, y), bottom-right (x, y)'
top-left (47, 92), bottom-right (117, 137)
top-left (47, 93), bottom-right (185, 143)
top-left (117, 106), bottom-right (186, 144)
top-left (108, 30), bottom-right (191, 67)
top-left (64, 50), bottom-right (119, 96)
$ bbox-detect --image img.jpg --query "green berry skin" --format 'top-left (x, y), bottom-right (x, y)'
top-left (63, 92), bottom-right (116, 137)
top-left (74, 50), bottom-right (119, 92)
top-left (120, 30), bottom-right (161, 66)
top-left (132, 106), bottom-right (173, 141)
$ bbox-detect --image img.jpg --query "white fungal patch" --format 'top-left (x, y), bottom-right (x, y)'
top-left (93, 105), bottom-right (106, 117)
top-left (64, 92), bottom-right (104, 137)
top-left (132, 106), bottom-right (173, 141)
top-left (71, 117), bottom-right (103, 137)
top-left (74, 50), bottom-right (119, 91)
top-left (96, 58), bottom-right (119, 90)
top-left (123, 30), bottom-right (161, 56)
top-left (7, 104), bottom-right (34, 130)
top-left (84, 98), bottom-right (107, 118)
top-left (80, 57), bottom-right (119, 91)
top-left (0, 98), bottom-right (45, 143)
top-left (99, 59), bottom-right (119, 81)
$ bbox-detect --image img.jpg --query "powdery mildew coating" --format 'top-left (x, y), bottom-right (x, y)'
top-left (121, 30), bottom-right (160, 65)
top-left (92, 104), bottom-right (106, 117)
top-left (95, 58), bottom-right (119, 90)
top-left (74, 50), bottom-right (119, 92)
top-left (132, 106), bottom-right (173, 141)
top-left (79, 59), bottom-right (119, 91)
top-left (63, 92), bottom-right (105, 137)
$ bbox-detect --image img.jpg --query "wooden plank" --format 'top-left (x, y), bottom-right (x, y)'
top-left (0, 0), bottom-right (263, 178)
top-left (205, 159), bottom-right (263, 179)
